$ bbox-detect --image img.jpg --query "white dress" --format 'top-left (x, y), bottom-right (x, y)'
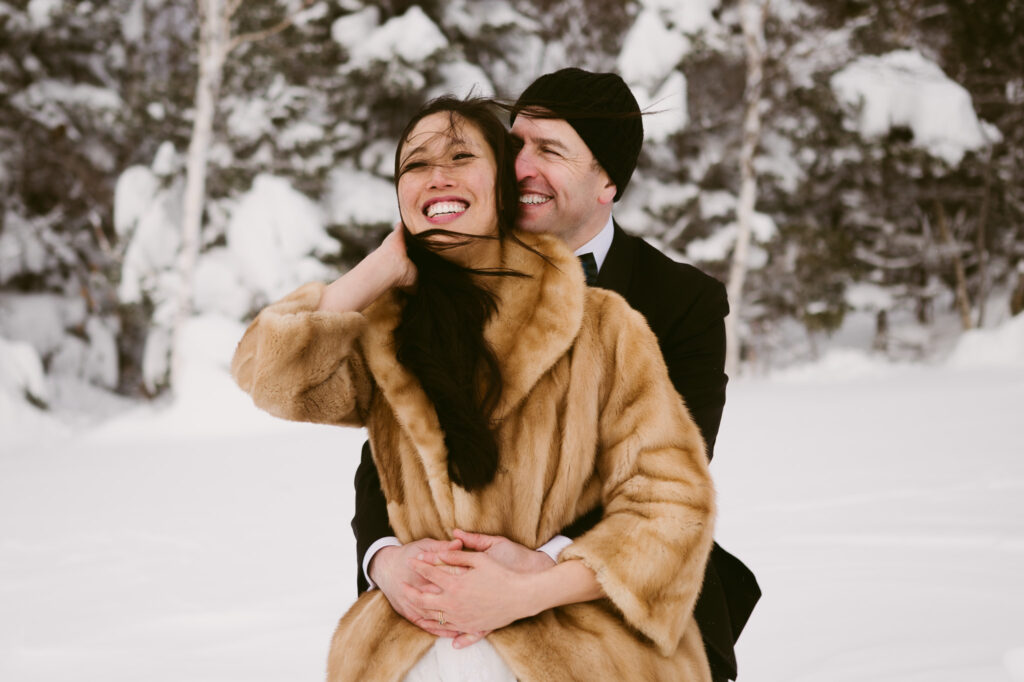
top-left (403, 639), bottom-right (517, 682)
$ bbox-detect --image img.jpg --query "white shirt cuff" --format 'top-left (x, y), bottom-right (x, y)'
top-left (537, 535), bottom-right (573, 563)
top-left (362, 536), bottom-right (402, 590)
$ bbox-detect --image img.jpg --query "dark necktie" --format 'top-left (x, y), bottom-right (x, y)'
top-left (578, 252), bottom-right (598, 286)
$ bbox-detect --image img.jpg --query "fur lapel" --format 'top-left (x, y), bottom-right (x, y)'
top-left (361, 293), bottom-right (457, 530)
top-left (484, 231), bottom-right (584, 420)
top-left (359, 231), bottom-right (583, 514)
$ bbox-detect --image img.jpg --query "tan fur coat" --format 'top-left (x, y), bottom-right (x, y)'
top-left (232, 232), bottom-right (715, 681)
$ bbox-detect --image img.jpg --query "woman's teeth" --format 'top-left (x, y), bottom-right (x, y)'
top-left (426, 201), bottom-right (468, 218)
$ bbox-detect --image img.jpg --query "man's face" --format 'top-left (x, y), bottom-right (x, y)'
top-left (510, 114), bottom-right (616, 249)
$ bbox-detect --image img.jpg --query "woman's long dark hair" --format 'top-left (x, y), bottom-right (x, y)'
top-left (392, 96), bottom-right (532, 491)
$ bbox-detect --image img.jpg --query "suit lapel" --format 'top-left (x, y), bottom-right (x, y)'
top-left (594, 223), bottom-right (635, 298)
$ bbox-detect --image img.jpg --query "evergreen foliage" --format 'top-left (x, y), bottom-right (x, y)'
top-left (1, 0), bottom-right (1021, 400)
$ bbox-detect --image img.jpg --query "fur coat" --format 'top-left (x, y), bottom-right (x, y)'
top-left (231, 231), bottom-right (716, 681)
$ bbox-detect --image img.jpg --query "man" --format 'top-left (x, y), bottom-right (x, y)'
top-left (352, 68), bottom-right (760, 681)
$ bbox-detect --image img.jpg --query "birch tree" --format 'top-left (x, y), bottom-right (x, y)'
top-left (725, 0), bottom-right (767, 377)
top-left (171, 0), bottom-right (314, 388)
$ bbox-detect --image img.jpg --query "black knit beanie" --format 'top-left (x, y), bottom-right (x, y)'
top-left (512, 68), bottom-right (643, 202)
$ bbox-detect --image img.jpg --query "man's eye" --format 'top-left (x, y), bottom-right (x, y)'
top-left (453, 152), bottom-right (474, 160)
top-left (541, 147), bottom-right (561, 157)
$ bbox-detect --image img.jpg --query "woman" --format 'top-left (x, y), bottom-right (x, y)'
top-left (231, 97), bottom-right (715, 680)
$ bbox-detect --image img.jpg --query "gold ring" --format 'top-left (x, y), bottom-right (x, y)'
top-left (437, 611), bottom-right (445, 626)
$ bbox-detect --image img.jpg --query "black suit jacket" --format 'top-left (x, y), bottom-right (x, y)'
top-left (351, 225), bottom-right (760, 679)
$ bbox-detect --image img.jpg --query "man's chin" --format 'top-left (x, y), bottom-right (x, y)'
top-left (514, 217), bottom-right (549, 233)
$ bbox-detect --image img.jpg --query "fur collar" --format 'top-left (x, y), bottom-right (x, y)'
top-left (360, 232), bottom-right (584, 510)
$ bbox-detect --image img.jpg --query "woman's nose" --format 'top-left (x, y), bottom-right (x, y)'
top-left (428, 164), bottom-right (455, 188)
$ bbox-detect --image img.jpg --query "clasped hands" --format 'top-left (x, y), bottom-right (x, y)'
top-left (368, 528), bottom-right (555, 649)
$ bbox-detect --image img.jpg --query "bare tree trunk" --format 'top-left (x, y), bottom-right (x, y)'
top-left (974, 154), bottom-right (992, 327)
top-left (934, 199), bottom-right (973, 330)
top-left (169, 0), bottom-right (312, 391)
top-left (171, 0), bottom-right (229, 390)
top-left (1011, 265), bottom-right (1024, 317)
top-left (725, 0), bottom-right (767, 378)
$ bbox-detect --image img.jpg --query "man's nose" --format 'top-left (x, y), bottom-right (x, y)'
top-left (514, 151), bottom-right (535, 182)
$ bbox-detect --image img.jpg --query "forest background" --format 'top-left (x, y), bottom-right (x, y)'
top-left (1, 0), bottom-right (1022, 414)
top-left (2, 2), bottom-right (1024, 680)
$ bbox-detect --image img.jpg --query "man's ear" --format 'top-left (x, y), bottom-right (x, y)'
top-left (598, 180), bottom-right (617, 205)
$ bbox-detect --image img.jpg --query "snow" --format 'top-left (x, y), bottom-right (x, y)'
top-left (151, 141), bottom-right (178, 177)
top-left (290, 0), bottom-right (328, 27)
top-left (831, 50), bottom-right (1000, 166)
top-left (192, 248), bottom-right (252, 320)
top-left (114, 166), bottom-right (160, 237)
top-left (225, 175), bottom-right (337, 304)
top-left (0, 292), bottom-right (87, 357)
top-left (117, 179), bottom-right (183, 305)
top-left (278, 121), bottom-right (325, 150)
top-left (145, 102), bottom-right (165, 120)
top-left (755, 130), bottom-right (805, 193)
top-left (11, 79), bottom-right (123, 130)
top-left (946, 312), bottom-right (1024, 369)
top-left (347, 6), bottom-right (448, 67)
top-left (26, 0), bottom-right (60, 28)
top-left (3, 313), bottom-right (1023, 680)
top-left (648, 181), bottom-right (700, 217)
top-left (428, 60), bottom-right (495, 100)
top-left (120, 0), bottom-right (144, 43)
top-left (642, 0), bottom-right (720, 35)
top-left (618, 9), bottom-right (691, 90)
top-left (324, 164), bottom-right (400, 227)
top-left (687, 229), bottom-right (734, 262)
top-left (0, 336), bottom-right (48, 406)
top-left (634, 70), bottom-right (688, 143)
top-left (845, 281), bottom-right (896, 311)
top-left (330, 6), bottom-right (380, 52)
top-left (226, 97), bottom-right (274, 144)
top-left (722, 360), bottom-right (1024, 681)
top-left (0, 210), bottom-right (51, 283)
top-left (442, 0), bottom-right (540, 37)
top-left (686, 222), bottom-right (770, 267)
top-left (48, 317), bottom-right (120, 390)
top-left (700, 189), bottom-right (737, 219)
top-left (358, 139), bottom-right (398, 177)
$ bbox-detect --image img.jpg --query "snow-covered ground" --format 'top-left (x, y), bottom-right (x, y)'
top-left (2, 316), bottom-right (1023, 681)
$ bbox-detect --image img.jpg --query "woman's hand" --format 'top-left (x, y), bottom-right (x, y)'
top-left (318, 223), bottom-right (416, 312)
top-left (410, 529), bottom-right (556, 648)
top-left (409, 531), bottom-right (605, 648)
top-left (376, 223), bottom-right (417, 289)
top-left (407, 549), bottom-right (534, 637)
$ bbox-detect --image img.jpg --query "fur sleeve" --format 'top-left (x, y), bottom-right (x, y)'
top-left (559, 294), bottom-right (715, 656)
top-left (231, 282), bottom-right (374, 426)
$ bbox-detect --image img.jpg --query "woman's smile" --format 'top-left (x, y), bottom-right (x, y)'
top-left (423, 196), bottom-right (470, 223)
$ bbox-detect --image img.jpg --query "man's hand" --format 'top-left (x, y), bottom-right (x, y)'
top-left (368, 537), bottom-right (464, 637)
top-left (408, 548), bottom-right (536, 639)
top-left (411, 529), bottom-right (556, 648)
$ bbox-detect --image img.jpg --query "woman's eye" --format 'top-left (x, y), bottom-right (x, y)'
top-left (453, 152), bottom-right (474, 161)
top-left (402, 162), bottom-right (426, 172)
